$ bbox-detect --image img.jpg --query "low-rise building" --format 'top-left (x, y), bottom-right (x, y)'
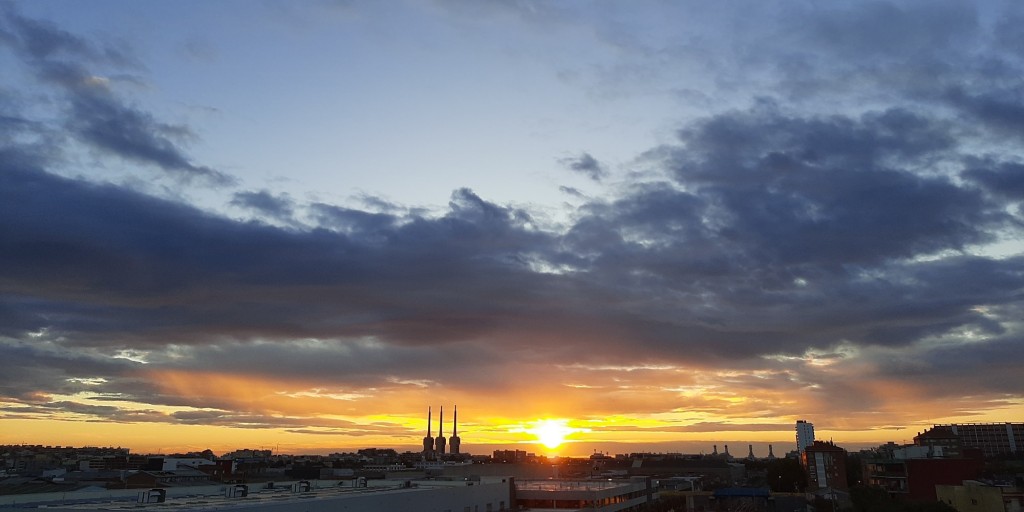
top-left (516, 477), bottom-right (657, 512)
top-left (0, 477), bottom-right (516, 511)
top-left (935, 480), bottom-right (1022, 512)
top-left (863, 454), bottom-right (984, 502)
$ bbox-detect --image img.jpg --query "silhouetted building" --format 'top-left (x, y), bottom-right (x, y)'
top-left (492, 450), bottom-right (531, 464)
top-left (629, 456), bottom-right (742, 487)
top-left (915, 423), bottom-right (1024, 458)
top-left (863, 450), bottom-right (984, 502)
top-left (123, 468), bottom-right (213, 488)
top-left (802, 441), bottom-right (848, 491)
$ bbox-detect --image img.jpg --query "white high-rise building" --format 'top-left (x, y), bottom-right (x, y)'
top-left (796, 420), bottom-right (815, 454)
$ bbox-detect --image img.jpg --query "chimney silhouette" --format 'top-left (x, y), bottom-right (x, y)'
top-left (450, 405), bottom-right (461, 455)
top-left (422, 407), bottom-right (434, 458)
top-left (434, 406), bottom-right (447, 456)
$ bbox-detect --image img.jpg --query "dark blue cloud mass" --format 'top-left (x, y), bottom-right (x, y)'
top-left (3, 2), bottom-right (1024, 434)
top-left (0, 4), bottom-right (233, 186)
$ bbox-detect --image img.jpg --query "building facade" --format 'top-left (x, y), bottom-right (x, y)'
top-left (915, 423), bottom-right (1024, 459)
top-left (802, 441), bottom-right (848, 491)
top-left (796, 420), bottom-right (815, 456)
top-left (864, 456), bottom-right (984, 502)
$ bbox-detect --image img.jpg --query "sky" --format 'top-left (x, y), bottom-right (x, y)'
top-left (2, 0), bottom-right (1024, 458)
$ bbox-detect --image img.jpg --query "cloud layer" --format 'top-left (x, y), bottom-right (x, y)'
top-left (2, 1), bottom-right (1024, 453)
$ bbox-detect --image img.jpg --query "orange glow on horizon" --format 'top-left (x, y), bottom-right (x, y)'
top-left (4, 366), bottom-right (1023, 457)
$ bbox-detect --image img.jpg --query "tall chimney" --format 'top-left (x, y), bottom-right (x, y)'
top-left (450, 405), bottom-right (461, 455)
top-left (422, 407), bottom-right (434, 457)
top-left (435, 406), bottom-right (447, 456)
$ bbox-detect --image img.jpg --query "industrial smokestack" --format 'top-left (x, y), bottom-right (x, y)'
top-left (435, 406), bottom-right (447, 456)
top-left (450, 405), bottom-right (461, 455)
top-left (422, 407), bottom-right (435, 457)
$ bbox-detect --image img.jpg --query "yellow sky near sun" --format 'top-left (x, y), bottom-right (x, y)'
top-left (4, 363), bottom-right (1024, 456)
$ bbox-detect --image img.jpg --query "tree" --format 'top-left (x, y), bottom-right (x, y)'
top-left (766, 458), bottom-right (807, 492)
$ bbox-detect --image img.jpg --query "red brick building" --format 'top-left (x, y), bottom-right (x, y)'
top-left (864, 455), bottom-right (984, 502)
top-left (802, 441), bottom-right (848, 491)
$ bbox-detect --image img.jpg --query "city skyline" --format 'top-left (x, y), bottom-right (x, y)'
top-left (3, 0), bottom-right (1024, 456)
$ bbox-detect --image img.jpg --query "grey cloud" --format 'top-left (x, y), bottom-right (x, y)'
top-left (962, 161), bottom-right (1024, 200)
top-left (592, 422), bottom-right (794, 433)
top-left (558, 185), bottom-right (585, 199)
top-left (994, 4), bottom-right (1024, 55)
top-left (794, 0), bottom-right (978, 61)
top-left (0, 6), bottom-right (232, 187)
top-left (1, 399), bottom-right (168, 424)
top-left (5, 2), bottom-right (1024, 433)
top-left (945, 86), bottom-right (1024, 140)
top-left (6, 97), bottom-right (1024, 411)
top-left (659, 106), bottom-right (1001, 267)
top-left (231, 190), bottom-right (295, 220)
top-left (309, 202), bottom-right (398, 239)
top-left (67, 89), bottom-right (235, 186)
top-left (559, 152), bottom-right (607, 181)
top-left (0, 167), bottom-right (557, 351)
top-left (0, 4), bottom-right (134, 66)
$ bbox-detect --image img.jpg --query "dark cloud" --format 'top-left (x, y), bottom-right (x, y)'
top-left (309, 202), bottom-right (398, 238)
top-left (559, 152), bottom-right (607, 181)
top-left (657, 106), bottom-right (1001, 267)
top-left (795, 0), bottom-right (978, 62)
top-left (962, 161), bottom-right (1024, 200)
top-left (66, 87), bottom-right (235, 186)
top-left (0, 3), bottom-right (135, 66)
top-left (3, 3), bottom-right (1024, 439)
top-left (945, 86), bottom-right (1024, 140)
top-left (558, 185), bottom-right (585, 199)
top-left (231, 190), bottom-right (296, 220)
top-left (5, 94), bottom-right (1024, 432)
top-left (0, 5), bottom-right (233, 187)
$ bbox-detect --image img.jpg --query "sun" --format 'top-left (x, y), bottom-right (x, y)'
top-left (525, 419), bottom-right (583, 450)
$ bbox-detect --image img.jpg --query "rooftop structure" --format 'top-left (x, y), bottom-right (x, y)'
top-left (516, 477), bottom-right (657, 512)
top-left (3, 476), bottom-right (659, 512)
top-left (0, 477), bottom-right (515, 511)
